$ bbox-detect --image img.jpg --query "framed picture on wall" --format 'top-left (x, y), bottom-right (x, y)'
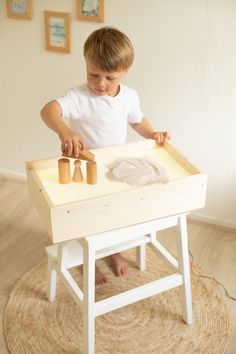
top-left (77, 0), bottom-right (104, 23)
top-left (44, 11), bottom-right (71, 54)
top-left (6, 0), bottom-right (32, 20)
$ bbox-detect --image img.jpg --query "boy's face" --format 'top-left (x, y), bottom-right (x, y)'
top-left (86, 59), bottom-right (127, 97)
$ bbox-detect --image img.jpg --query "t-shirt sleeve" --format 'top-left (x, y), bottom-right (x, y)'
top-left (127, 90), bottom-right (143, 124)
top-left (56, 88), bottom-right (81, 119)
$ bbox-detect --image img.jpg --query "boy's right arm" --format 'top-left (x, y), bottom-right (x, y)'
top-left (40, 100), bottom-right (82, 157)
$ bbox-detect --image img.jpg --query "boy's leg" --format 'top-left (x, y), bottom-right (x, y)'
top-left (81, 265), bottom-right (107, 285)
top-left (83, 253), bottom-right (129, 284)
top-left (95, 265), bottom-right (107, 284)
top-left (110, 252), bottom-right (129, 276)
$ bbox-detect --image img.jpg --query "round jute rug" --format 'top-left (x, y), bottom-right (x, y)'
top-left (4, 248), bottom-right (230, 354)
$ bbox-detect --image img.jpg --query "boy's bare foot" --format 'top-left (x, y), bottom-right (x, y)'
top-left (80, 265), bottom-right (107, 285)
top-left (95, 266), bottom-right (107, 285)
top-left (110, 253), bottom-right (129, 276)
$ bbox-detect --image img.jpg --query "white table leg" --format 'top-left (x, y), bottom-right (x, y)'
top-left (177, 215), bottom-right (193, 324)
top-left (83, 239), bottom-right (95, 354)
top-left (136, 243), bottom-right (146, 271)
top-left (47, 213), bottom-right (192, 352)
top-left (46, 258), bottom-right (57, 302)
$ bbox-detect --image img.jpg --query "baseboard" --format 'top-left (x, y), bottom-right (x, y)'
top-left (0, 169), bottom-right (26, 183)
top-left (189, 212), bottom-right (236, 233)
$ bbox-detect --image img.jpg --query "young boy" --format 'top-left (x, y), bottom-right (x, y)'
top-left (41, 26), bottom-right (170, 284)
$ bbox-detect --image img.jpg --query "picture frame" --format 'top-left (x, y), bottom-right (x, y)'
top-left (77, 0), bottom-right (104, 23)
top-left (44, 11), bottom-right (71, 54)
top-left (6, 0), bottom-right (32, 20)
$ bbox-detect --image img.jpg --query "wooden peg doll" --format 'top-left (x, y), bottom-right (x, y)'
top-left (73, 159), bottom-right (83, 183)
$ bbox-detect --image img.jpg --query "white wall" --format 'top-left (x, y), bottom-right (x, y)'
top-left (1, 0), bottom-right (236, 228)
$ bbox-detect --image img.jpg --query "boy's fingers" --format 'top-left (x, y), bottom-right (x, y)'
top-left (164, 131), bottom-right (171, 140)
top-left (79, 141), bottom-right (84, 150)
top-left (157, 135), bottom-right (161, 145)
top-left (151, 131), bottom-right (171, 146)
top-left (62, 140), bottom-right (84, 158)
top-left (64, 142), bottom-right (73, 156)
top-left (157, 134), bottom-right (164, 146)
top-left (158, 132), bottom-right (171, 146)
top-left (73, 142), bottom-right (81, 157)
top-left (73, 140), bottom-right (84, 157)
top-left (61, 142), bottom-right (68, 154)
top-left (152, 132), bottom-right (158, 140)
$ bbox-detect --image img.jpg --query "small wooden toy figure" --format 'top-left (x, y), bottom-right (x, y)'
top-left (58, 158), bottom-right (71, 184)
top-left (73, 159), bottom-right (83, 182)
top-left (86, 161), bottom-right (97, 184)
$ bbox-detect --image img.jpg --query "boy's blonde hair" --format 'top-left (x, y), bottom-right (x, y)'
top-left (84, 27), bottom-right (134, 72)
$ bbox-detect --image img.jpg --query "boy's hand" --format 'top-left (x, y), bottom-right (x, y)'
top-left (58, 126), bottom-right (84, 158)
top-left (40, 100), bottom-right (84, 157)
top-left (130, 118), bottom-right (170, 146)
top-left (151, 131), bottom-right (171, 146)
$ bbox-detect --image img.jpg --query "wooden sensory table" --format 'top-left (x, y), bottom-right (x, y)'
top-left (26, 140), bottom-right (207, 354)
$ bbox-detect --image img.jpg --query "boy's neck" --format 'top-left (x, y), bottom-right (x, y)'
top-left (112, 84), bottom-right (121, 97)
top-left (86, 83), bottom-right (122, 97)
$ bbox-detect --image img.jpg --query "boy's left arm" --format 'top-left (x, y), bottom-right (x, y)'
top-left (130, 117), bottom-right (171, 146)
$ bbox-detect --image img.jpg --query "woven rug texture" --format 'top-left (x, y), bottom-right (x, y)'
top-left (4, 248), bottom-right (231, 354)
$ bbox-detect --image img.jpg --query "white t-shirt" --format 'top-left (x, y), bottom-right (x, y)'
top-left (56, 83), bottom-right (143, 149)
